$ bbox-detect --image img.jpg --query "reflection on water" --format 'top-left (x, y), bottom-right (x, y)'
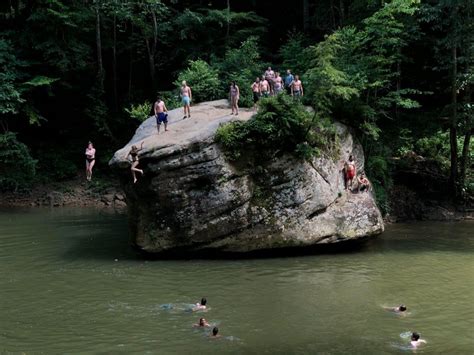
top-left (0, 208), bottom-right (473, 354)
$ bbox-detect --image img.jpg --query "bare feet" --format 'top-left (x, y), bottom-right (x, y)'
top-left (133, 178), bottom-right (137, 184)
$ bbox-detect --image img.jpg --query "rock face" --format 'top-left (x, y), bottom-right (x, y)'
top-left (110, 100), bottom-right (384, 253)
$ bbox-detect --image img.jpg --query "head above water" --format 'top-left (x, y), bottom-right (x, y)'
top-left (201, 297), bottom-right (207, 306)
top-left (199, 318), bottom-right (206, 326)
top-left (411, 332), bottom-right (420, 341)
top-left (212, 327), bottom-right (219, 336)
top-left (398, 304), bottom-right (407, 312)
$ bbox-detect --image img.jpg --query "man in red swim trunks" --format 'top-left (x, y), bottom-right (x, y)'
top-left (344, 155), bottom-right (357, 191)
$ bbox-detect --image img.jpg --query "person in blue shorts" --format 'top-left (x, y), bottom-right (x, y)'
top-left (180, 81), bottom-right (192, 119)
top-left (154, 96), bottom-right (169, 133)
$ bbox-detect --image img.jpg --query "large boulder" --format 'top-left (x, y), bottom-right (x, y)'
top-left (110, 100), bottom-right (383, 254)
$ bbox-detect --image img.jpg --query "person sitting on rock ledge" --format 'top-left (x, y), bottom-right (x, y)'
top-left (192, 297), bottom-right (207, 312)
top-left (357, 173), bottom-right (370, 192)
top-left (128, 142), bottom-right (144, 184)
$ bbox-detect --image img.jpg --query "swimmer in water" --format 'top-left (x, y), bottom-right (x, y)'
top-left (384, 304), bottom-right (407, 313)
top-left (192, 297), bottom-right (207, 312)
top-left (410, 332), bottom-right (426, 348)
top-left (193, 317), bottom-right (210, 328)
top-left (209, 327), bottom-right (221, 338)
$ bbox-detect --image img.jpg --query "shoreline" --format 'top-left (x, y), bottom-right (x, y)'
top-left (0, 175), bottom-right (126, 211)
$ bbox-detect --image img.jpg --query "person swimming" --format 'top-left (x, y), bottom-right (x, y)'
top-left (410, 332), bottom-right (426, 348)
top-left (193, 317), bottom-right (210, 328)
top-left (192, 297), bottom-right (207, 312)
top-left (384, 304), bottom-right (407, 313)
top-left (209, 326), bottom-right (221, 338)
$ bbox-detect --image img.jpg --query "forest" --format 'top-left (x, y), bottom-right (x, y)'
top-left (0, 0), bottom-right (472, 212)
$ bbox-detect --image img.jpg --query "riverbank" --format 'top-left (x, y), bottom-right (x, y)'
top-left (0, 174), bottom-right (126, 210)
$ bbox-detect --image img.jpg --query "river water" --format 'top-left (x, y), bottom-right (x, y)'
top-left (0, 208), bottom-right (473, 354)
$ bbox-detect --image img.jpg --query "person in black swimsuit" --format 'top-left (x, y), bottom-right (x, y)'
top-left (128, 142), bottom-right (144, 183)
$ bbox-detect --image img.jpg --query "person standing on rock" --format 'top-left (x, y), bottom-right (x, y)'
top-left (251, 77), bottom-right (261, 110)
top-left (85, 141), bottom-right (96, 182)
top-left (154, 96), bottom-right (169, 134)
top-left (128, 142), bottom-right (144, 184)
top-left (344, 155), bottom-right (357, 191)
top-left (180, 81), bottom-right (192, 119)
top-left (259, 75), bottom-right (270, 97)
top-left (274, 72), bottom-right (283, 94)
top-left (229, 81), bottom-right (240, 115)
top-left (284, 69), bottom-right (294, 95)
top-left (264, 66), bottom-right (275, 95)
top-left (291, 75), bottom-right (304, 98)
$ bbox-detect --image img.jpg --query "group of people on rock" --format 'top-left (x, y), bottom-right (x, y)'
top-left (343, 155), bottom-right (371, 193)
top-left (251, 67), bottom-right (304, 108)
top-left (384, 304), bottom-right (427, 349)
top-left (84, 65), bottom-right (307, 183)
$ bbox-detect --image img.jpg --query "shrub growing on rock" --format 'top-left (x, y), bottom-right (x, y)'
top-left (216, 94), bottom-right (336, 161)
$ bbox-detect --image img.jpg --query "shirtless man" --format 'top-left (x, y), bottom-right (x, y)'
top-left (259, 75), bottom-right (270, 97)
top-left (154, 96), bottom-right (169, 134)
top-left (291, 75), bottom-right (304, 98)
top-left (251, 77), bottom-right (261, 109)
top-left (265, 66), bottom-right (275, 95)
top-left (357, 173), bottom-right (370, 192)
top-left (273, 72), bottom-right (283, 94)
top-left (180, 81), bottom-right (192, 119)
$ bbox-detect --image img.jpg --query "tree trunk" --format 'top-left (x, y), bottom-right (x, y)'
top-left (226, 0), bottom-right (230, 43)
top-left (303, 0), bottom-right (310, 31)
top-left (449, 45), bottom-right (458, 196)
top-left (145, 9), bottom-right (158, 91)
top-left (329, 0), bottom-right (336, 30)
top-left (339, 0), bottom-right (345, 27)
top-left (95, 3), bottom-right (104, 78)
top-left (112, 11), bottom-right (118, 111)
top-left (128, 24), bottom-right (134, 100)
top-left (459, 83), bottom-right (472, 192)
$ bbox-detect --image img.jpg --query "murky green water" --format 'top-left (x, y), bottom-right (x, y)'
top-left (0, 208), bottom-right (473, 354)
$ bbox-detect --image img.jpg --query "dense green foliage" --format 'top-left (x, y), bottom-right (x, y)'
top-left (216, 94), bottom-right (335, 161)
top-left (0, 132), bottom-right (36, 190)
top-left (0, 0), bottom-right (472, 210)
